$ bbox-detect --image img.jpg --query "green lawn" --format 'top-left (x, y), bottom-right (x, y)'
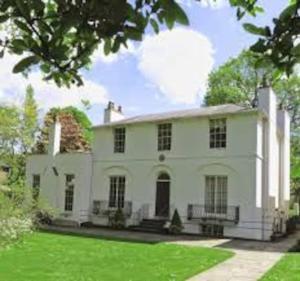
top-left (0, 232), bottom-right (232, 281)
top-left (261, 253), bottom-right (300, 281)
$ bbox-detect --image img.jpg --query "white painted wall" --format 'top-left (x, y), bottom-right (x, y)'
top-left (91, 111), bottom-right (276, 240)
top-left (26, 153), bottom-right (92, 223)
top-left (26, 87), bottom-right (290, 240)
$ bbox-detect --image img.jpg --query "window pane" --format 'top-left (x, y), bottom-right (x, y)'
top-left (209, 119), bottom-right (227, 149)
top-left (205, 175), bottom-right (228, 214)
top-left (114, 128), bottom-right (126, 153)
top-left (109, 176), bottom-right (126, 208)
top-left (65, 174), bottom-right (75, 211)
top-left (158, 123), bottom-right (172, 151)
top-left (205, 176), bottom-right (215, 213)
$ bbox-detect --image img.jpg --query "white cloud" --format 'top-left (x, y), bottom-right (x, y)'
top-left (177, 0), bottom-right (227, 9)
top-left (199, 0), bottom-right (227, 9)
top-left (137, 28), bottom-right (214, 104)
top-left (91, 41), bottom-right (136, 64)
top-left (0, 53), bottom-right (108, 112)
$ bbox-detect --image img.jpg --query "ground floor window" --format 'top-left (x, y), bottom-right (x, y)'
top-left (109, 176), bottom-right (125, 208)
top-left (205, 175), bottom-right (227, 214)
top-left (202, 225), bottom-right (224, 237)
top-left (65, 174), bottom-right (75, 211)
top-left (32, 174), bottom-right (40, 200)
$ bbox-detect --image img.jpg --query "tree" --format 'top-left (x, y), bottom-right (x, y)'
top-left (0, 1), bottom-right (298, 87)
top-left (0, 0), bottom-right (189, 87)
top-left (204, 50), bottom-right (273, 107)
top-left (35, 107), bottom-right (92, 153)
top-left (243, 0), bottom-right (300, 77)
top-left (21, 85), bottom-right (39, 154)
top-left (204, 50), bottom-right (300, 205)
top-left (0, 86), bottom-right (39, 185)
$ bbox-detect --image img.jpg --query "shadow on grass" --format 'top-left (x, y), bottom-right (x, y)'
top-left (39, 228), bottom-right (158, 244)
top-left (215, 233), bottom-right (300, 254)
top-left (39, 224), bottom-right (216, 245)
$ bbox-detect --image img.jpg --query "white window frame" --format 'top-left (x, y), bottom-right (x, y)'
top-left (209, 118), bottom-right (227, 149)
top-left (109, 176), bottom-right (126, 208)
top-left (114, 127), bottom-right (126, 153)
top-left (157, 123), bottom-right (172, 151)
top-left (205, 176), bottom-right (228, 216)
top-left (32, 174), bottom-right (40, 200)
top-left (64, 174), bottom-right (75, 212)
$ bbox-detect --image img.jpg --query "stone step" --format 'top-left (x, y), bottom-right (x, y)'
top-left (129, 219), bottom-right (168, 234)
top-left (53, 218), bottom-right (79, 227)
top-left (129, 226), bottom-right (168, 234)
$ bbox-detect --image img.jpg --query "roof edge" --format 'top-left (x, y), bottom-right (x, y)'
top-left (93, 107), bottom-right (260, 129)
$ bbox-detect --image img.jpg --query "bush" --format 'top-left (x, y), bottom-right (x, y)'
top-left (110, 209), bottom-right (126, 229)
top-left (0, 183), bottom-right (55, 247)
top-left (0, 217), bottom-right (32, 247)
top-left (0, 191), bottom-right (32, 247)
top-left (169, 209), bottom-right (183, 234)
top-left (286, 216), bottom-right (298, 234)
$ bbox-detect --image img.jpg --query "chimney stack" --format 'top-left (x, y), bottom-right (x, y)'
top-left (104, 101), bottom-right (124, 123)
top-left (48, 119), bottom-right (61, 156)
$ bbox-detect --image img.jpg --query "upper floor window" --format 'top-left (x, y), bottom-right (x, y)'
top-left (209, 119), bottom-right (226, 149)
top-left (109, 176), bottom-right (125, 208)
top-left (65, 174), bottom-right (75, 211)
top-left (114, 127), bottom-right (126, 153)
top-left (32, 174), bottom-right (40, 200)
top-left (158, 123), bottom-right (172, 151)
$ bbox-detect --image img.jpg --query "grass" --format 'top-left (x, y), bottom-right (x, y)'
top-left (261, 252), bottom-right (300, 281)
top-left (0, 232), bottom-right (232, 281)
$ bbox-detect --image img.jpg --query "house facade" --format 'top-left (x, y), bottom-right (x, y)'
top-left (26, 86), bottom-right (290, 240)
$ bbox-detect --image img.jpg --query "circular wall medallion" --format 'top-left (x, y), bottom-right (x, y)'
top-left (159, 154), bottom-right (165, 162)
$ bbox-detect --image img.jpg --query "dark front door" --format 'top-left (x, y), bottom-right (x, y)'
top-left (155, 181), bottom-right (170, 217)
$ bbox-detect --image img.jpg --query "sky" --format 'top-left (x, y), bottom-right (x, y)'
top-left (0, 0), bottom-right (288, 125)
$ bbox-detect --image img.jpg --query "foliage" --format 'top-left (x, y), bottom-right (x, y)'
top-left (0, 182), bottom-right (56, 247)
top-left (204, 50), bottom-right (271, 107)
top-left (1, 0), bottom-right (297, 86)
top-left (0, 232), bottom-right (233, 281)
top-left (205, 50), bottom-right (300, 203)
top-left (110, 209), bottom-right (126, 229)
top-left (0, 85), bottom-right (39, 185)
top-left (0, 0), bottom-right (189, 87)
top-left (169, 208), bottom-right (183, 234)
top-left (21, 85), bottom-right (39, 153)
top-left (242, 0), bottom-right (300, 77)
top-left (35, 106), bottom-right (91, 153)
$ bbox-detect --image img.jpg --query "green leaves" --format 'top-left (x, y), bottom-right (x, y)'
top-left (291, 44), bottom-right (300, 56)
top-left (14, 20), bottom-right (32, 34)
top-left (243, 23), bottom-right (269, 37)
top-left (150, 18), bottom-right (159, 34)
top-left (13, 56), bottom-right (39, 73)
top-left (172, 1), bottom-right (189, 25)
top-left (0, 0), bottom-right (194, 87)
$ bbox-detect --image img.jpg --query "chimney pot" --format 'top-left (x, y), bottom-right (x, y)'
top-left (103, 101), bottom-right (124, 123)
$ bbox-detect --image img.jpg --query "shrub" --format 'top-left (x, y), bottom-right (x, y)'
top-left (286, 216), bottom-right (298, 234)
top-left (169, 209), bottom-right (183, 234)
top-left (0, 191), bottom-right (32, 247)
top-left (110, 209), bottom-right (126, 229)
top-left (0, 183), bottom-right (56, 247)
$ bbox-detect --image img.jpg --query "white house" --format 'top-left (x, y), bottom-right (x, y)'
top-left (26, 86), bottom-right (290, 241)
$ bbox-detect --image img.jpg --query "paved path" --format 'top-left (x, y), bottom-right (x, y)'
top-left (173, 233), bottom-right (300, 281)
top-left (42, 225), bottom-right (299, 281)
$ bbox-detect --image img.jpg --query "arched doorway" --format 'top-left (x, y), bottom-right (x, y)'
top-left (155, 172), bottom-right (170, 217)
